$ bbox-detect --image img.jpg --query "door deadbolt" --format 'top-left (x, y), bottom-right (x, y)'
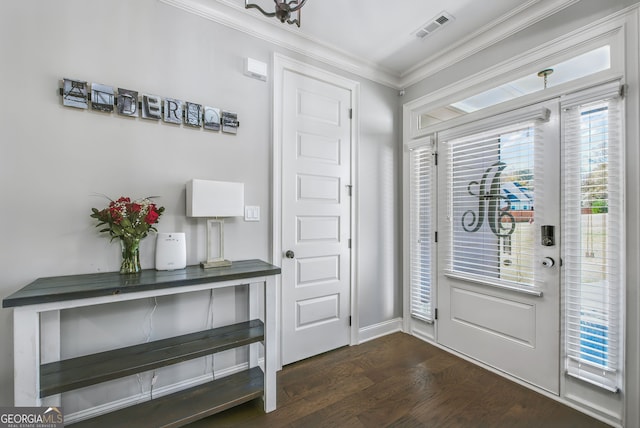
top-left (541, 225), bottom-right (555, 246)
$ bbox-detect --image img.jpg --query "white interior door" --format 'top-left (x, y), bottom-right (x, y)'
top-left (281, 69), bottom-right (352, 366)
top-left (437, 102), bottom-right (561, 393)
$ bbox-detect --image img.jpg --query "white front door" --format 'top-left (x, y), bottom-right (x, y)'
top-left (280, 68), bottom-right (352, 365)
top-left (437, 102), bottom-right (561, 393)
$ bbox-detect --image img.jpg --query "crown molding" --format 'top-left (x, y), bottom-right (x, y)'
top-left (159, 0), bottom-right (402, 88)
top-left (398, 0), bottom-right (581, 89)
top-left (160, 0), bottom-right (581, 90)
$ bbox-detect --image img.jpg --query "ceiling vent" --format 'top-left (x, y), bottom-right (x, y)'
top-left (415, 11), bottom-right (454, 38)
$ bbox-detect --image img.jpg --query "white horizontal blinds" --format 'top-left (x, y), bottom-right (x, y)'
top-left (446, 123), bottom-right (536, 287)
top-left (409, 144), bottom-right (433, 321)
top-left (562, 93), bottom-right (623, 392)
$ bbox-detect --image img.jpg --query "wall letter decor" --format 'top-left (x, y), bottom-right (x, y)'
top-left (221, 111), bottom-right (239, 134)
top-left (62, 78), bottom-right (88, 109)
top-left (163, 98), bottom-right (183, 124)
top-left (91, 83), bottom-right (114, 112)
top-left (117, 88), bottom-right (138, 117)
top-left (204, 106), bottom-right (221, 131)
top-left (59, 77), bottom-right (238, 135)
top-left (141, 94), bottom-right (162, 120)
top-left (185, 102), bottom-right (202, 127)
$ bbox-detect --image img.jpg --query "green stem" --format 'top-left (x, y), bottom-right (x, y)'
top-left (120, 237), bottom-right (141, 274)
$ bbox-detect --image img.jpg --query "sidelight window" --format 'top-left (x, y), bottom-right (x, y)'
top-left (409, 142), bottom-right (434, 321)
top-left (562, 89), bottom-right (624, 393)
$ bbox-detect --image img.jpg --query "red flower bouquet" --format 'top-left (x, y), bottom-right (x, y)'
top-left (91, 196), bottom-right (165, 273)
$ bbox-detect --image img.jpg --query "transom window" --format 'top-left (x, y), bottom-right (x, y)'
top-left (419, 45), bottom-right (611, 128)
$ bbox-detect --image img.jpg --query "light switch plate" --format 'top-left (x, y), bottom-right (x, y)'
top-left (245, 206), bottom-right (260, 221)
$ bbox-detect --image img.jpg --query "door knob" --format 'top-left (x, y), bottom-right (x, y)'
top-left (285, 250), bottom-right (295, 259)
top-left (542, 257), bottom-right (555, 268)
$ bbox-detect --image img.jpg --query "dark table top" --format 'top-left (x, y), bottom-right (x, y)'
top-left (3, 259), bottom-right (281, 308)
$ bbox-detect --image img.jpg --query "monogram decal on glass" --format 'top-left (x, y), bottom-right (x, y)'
top-left (462, 161), bottom-right (516, 238)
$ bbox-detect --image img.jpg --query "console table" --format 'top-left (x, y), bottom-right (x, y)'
top-left (2, 259), bottom-right (280, 426)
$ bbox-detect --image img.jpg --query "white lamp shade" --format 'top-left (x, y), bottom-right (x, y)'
top-left (186, 179), bottom-right (244, 217)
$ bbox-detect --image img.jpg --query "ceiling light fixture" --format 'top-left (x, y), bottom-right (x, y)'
top-left (538, 68), bottom-right (554, 89)
top-left (245, 0), bottom-right (307, 27)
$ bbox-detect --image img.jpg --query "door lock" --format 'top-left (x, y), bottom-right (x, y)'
top-left (541, 225), bottom-right (555, 246)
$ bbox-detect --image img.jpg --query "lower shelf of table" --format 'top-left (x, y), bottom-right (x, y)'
top-left (68, 367), bottom-right (265, 427)
top-left (41, 319), bottom-right (264, 397)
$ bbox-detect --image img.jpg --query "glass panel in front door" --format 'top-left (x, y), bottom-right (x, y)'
top-left (450, 125), bottom-right (535, 288)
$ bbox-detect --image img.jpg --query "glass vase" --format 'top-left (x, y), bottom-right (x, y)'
top-left (120, 237), bottom-right (141, 274)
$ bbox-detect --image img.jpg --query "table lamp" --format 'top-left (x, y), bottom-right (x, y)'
top-left (186, 179), bottom-right (244, 268)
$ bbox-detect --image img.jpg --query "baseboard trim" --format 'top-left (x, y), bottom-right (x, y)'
top-left (358, 317), bottom-right (403, 344)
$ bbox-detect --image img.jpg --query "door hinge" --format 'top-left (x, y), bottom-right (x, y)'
top-left (434, 231), bottom-right (438, 243)
top-left (348, 238), bottom-right (352, 249)
top-left (349, 315), bottom-right (352, 326)
top-left (434, 152), bottom-right (438, 166)
top-left (434, 308), bottom-right (438, 320)
top-left (346, 184), bottom-right (353, 196)
top-left (349, 108), bottom-right (353, 119)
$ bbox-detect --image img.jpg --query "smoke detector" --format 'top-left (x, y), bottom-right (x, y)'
top-left (415, 11), bottom-right (455, 38)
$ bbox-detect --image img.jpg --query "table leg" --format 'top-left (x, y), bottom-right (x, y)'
top-left (13, 307), bottom-right (41, 406)
top-left (263, 276), bottom-right (277, 412)
top-left (41, 310), bottom-right (61, 407)
top-left (248, 282), bottom-right (260, 369)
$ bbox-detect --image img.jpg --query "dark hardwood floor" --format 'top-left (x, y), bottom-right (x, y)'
top-left (187, 332), bottom-right (611, 428)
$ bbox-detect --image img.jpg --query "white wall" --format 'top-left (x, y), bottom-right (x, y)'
top-left (0, 0), bottom-right (400, 410)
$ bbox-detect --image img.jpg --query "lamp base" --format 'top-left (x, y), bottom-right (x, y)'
top-left (201, 259), bottom-right (233, 269)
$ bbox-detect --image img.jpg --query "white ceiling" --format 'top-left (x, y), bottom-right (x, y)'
top-left (160, 0), bottom-right (581, 89)
top-left (283, 0), bottom-right (534, 74)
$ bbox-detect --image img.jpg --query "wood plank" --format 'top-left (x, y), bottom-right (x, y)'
top-left (186, 333), bottom-right (611, 428)
top-left (3, 259), bottom-right (281, 308)
top-left (41, 320), bottom-right (264, 397)
top-left (69, 367), bottom-right (264, 428)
